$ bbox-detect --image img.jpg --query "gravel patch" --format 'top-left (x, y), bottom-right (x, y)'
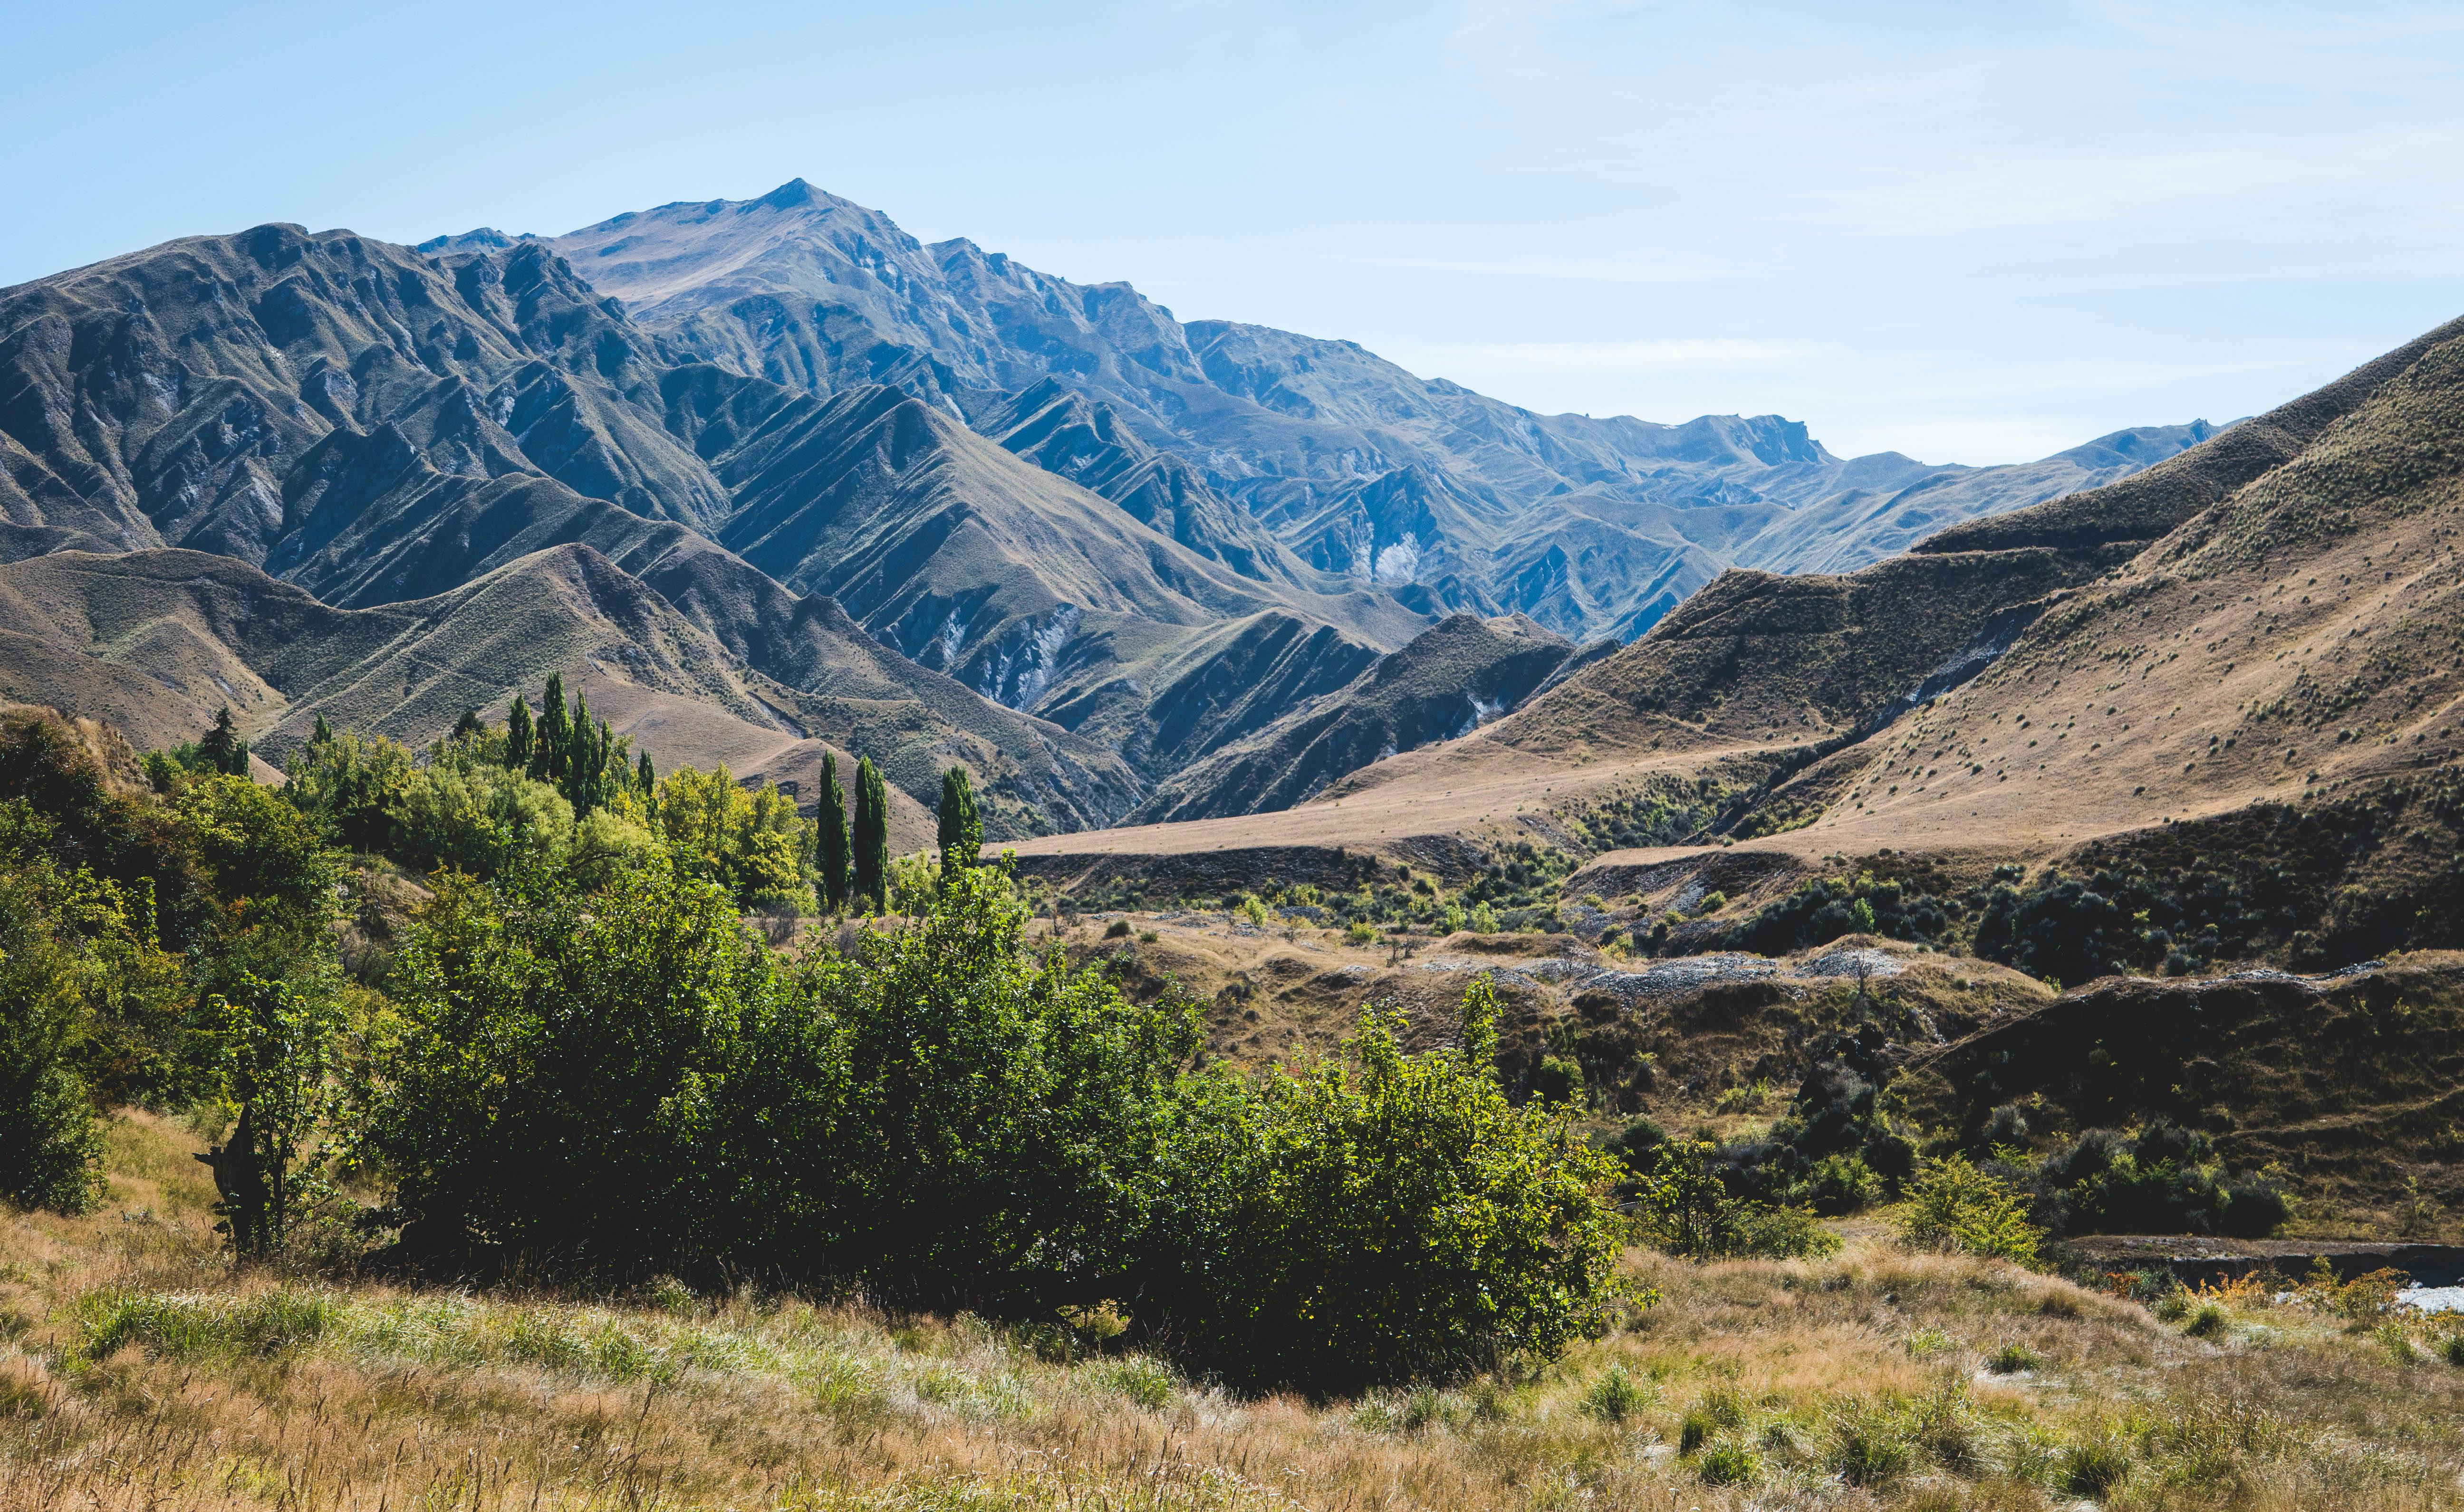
top-left (1801, 947), bottom-right (1906, 980)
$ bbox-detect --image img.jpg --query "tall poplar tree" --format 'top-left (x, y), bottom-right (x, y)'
top-left (937, 766), bottom-right (981, 876)
top-left (852, 756), bottom-right (889, 911)
top-left (505, 695), bottom-right (533, 773)
top-left (817, 752), bottom-right (850, 912)
top-left (533, 674), bottom-right (568, 782)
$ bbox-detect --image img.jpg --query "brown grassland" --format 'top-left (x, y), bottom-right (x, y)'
top-left (9, 1113), bottom-right (2464, 1510)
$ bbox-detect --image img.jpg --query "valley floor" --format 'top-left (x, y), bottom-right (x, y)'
top-left (9, 1115), bottom-right (2464, 1509)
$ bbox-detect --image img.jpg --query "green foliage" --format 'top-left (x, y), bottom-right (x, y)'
top-left (2025, 1122), bottom-right (2289, 1238)
top-left (1694, 1442), bottom-right (1759, 1485)
top-left (198, 971), bottom-right (344, 1254)
top-left (0, 834), bottom-right (115, 1212)
top-left (505, 696), bottom-right (533, 773)
top-left (198, 706), bottom-right (251, 776)
top-left (2061, 1439), bottom-right (2132, 1497)
top-left (1136, 997), bottom-right (1627, 1393)
top-left (361, 858), bottom-right (1202, 1315)
top-left (818, 753), bottom-right (849, 912)
top-left (283, 730), bottom-right (414, 854)
top-left (853, 757), bottom-right (889, 910)
top-left (355, 854), bottom-right (786, 1277)
top-left (1989, 1342), bottom-right (2042, 1373)
top-left (936, 766), bottom-right (981, 876)
top-left (1896, 1155), bottom-right (2042, 1265)
top-left (1724, 871), bottom-right (1954, 954)
top-left (653, 765), bottom-right (808, 909)
top-left (1581, 1364), bottom-right (1649, 1423)
top-left (1630, 1138), bottom-right (1842, 1261)
top-left (397, 748), bottom-right (576, 878)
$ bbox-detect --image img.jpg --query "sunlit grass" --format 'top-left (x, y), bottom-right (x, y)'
top-left (6, 1111), bottom-right (2464, 1509)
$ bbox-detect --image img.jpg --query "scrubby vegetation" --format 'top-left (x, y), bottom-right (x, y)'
top-left (16, 1115), bottom-right (2464, 1509)
top-left (1, 701), bottom-right (1624, 1397)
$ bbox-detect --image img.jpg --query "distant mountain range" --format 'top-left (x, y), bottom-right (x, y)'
top-left (0, 180), bottom-right (2209, 830)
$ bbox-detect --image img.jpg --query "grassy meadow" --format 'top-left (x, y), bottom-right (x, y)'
top-left (7, 1113), bottom-right (2464, 1511)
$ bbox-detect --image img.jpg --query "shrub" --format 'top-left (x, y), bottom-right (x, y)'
top-left (1633, 1138), bottom-right (1841, 1260)
top-left (2030, 1122), bottom-right (2288, 1238)
top-left (1344, 920), bottom-right (1378, 945)
top-left (1896, 1156), bottom-right (2042, 1266)
top-left (1136, 989), bottom-right (1625, 1393)
top-left (2182, 1301), bottom-right (2229, 1338)
top-left (364, 858), bottom-right (1195, 1312)
top-left (0, 868), bottom-right (102, 1210)
top-left (1104, 919), bottom-right (1132, 939)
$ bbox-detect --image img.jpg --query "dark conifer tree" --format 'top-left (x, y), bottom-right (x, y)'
top-left (199, 706), bottom-right (250, 776)
top-left (817, 752), bottom-right (849, 911)
top-left (937, 766), bottom-right (981, 876)
top-left (506, 696), bottom-right (533, 773)
top-left (452, 707), bottom-right (485, 742)
top-left (635, 749), bottom-right (655, 796)
top-left (310, 713), bottom-right (334, 746)
top-left (852, 756), bottom-right (889, 911)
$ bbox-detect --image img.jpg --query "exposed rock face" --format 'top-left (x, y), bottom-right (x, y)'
top-left (0, 225), bottom-right (1149, 829)
top-left (530, 180), bottom-right (2208, 642)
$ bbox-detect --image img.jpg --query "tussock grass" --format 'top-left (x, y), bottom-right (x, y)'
top-left (8, 1112), bottom-right (2464, 1509)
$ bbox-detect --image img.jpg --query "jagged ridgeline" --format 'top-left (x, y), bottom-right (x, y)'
top-left (0, 178), bottom-right (2217, 848)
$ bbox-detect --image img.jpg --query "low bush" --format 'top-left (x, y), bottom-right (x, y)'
top-left (2028, 1121), bottom-right (2288, 1237)
top-left (1896, 1156), bottom-right (2042, 1265)
top-left (1630, 1138), bottom-right (1841, 1261)
top-left (1137, 982), bottom-right (1625, 1393)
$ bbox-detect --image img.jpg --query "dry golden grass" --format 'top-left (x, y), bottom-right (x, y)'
top-left (8, 1112), bottom-right (2464, 1510)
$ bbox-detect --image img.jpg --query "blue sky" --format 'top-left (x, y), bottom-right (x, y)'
top-left (6, 0), bottom-right (2461, 463)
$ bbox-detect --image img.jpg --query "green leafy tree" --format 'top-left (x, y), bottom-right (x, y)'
top-left (396, 756), bottom-right (575, 878)
top-left (937, 766), bottom-right (981, 876)
top-left (852, 757), bottom-right (889, 911)
top-left (1136, 986), bottom-right (1627, 1393)
top-left (653, 765), bottom-right (808, 908)
top-left (0, 837), bottom-right (116, 1212)
top-left (198, 971), bottom-right (343, 1254)
top-left (806, 860), bottom-right (1200, 1309)
top-left (356, 854), bottom-right (778, 1275)
top-left (1629, 1138), bottom-right (1841, 1262)
top-left (283, 728), bottom-right (414, 855)
top-left (817, 753), bottom-right (849, 912)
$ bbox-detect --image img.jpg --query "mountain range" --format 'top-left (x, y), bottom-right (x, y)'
top-left (1, 180), bottom-right (2211, 831)
top-left (1017, 306), bottom-right (2464, 972)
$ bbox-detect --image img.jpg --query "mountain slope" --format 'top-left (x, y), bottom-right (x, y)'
top-left (1011, 309), bottom-right (2464, 939)
top-left (520, 180), bottom-right (2209, 640)
top-left (1133, 612), bottom-right (1577, 823)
